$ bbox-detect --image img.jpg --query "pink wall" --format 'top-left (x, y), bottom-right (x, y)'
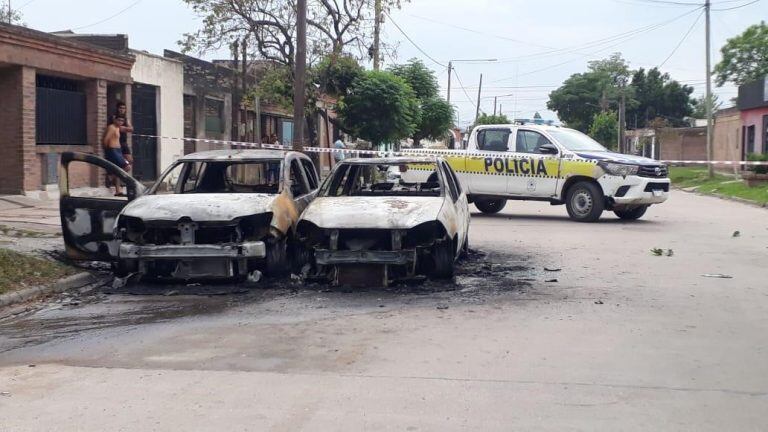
top-left (741, 107), bottom-right (768, 154)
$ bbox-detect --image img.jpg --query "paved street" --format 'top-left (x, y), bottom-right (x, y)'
top-left (1, 191), bottom-right (767, 431)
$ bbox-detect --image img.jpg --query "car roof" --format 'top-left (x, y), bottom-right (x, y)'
top-left (177, 149), bottom-right (300, 162)
top-left (342, 156), bottom-right (440, 164)
top-left (475, 123), bottom-right (564, 132)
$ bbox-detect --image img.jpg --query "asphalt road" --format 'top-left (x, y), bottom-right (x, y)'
top-left (1, 191), bottom-right (767, 431)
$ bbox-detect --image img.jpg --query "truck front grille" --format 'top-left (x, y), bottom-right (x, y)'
top-left (638, 165), bottom-right (668, 178)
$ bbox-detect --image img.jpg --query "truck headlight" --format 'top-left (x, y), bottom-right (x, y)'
top-left (599, 162), bottom-right (638, 177)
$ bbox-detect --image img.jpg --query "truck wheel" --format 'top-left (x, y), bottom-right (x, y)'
top-left (565, 181), bottom-right (604, 222)
top-left (265, 237), bottom-right (288, 276)
top-left (431, 241), bottom-right (455, 279)
top-left (475, 199), bottom-right (506, 214)
top-left (614, 205), bottom-right (648, 220)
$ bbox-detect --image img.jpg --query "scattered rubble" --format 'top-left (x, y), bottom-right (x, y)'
top-left (701, 273), bottom-right (733, 279)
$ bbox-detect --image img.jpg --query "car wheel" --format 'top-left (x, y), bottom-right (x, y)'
top-left (431, 241), bottom-right (455, 279)
top-left (614, 205), bottom-right (648, 220)
top-left (265, 237), bottom-right (288, 275)
top-left (565, 181), bottom-right (604, 222)
top-left (475, 199), bottom-right (507, 214)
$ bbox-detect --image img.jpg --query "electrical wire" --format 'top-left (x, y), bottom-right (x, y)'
top-left (384, 11), bottom-right (447, 68)
top-left (712, 0), bottom-right (763, 10)
top-left (71, 0), bottom-right (142, 31)
top-left (451, 66), bottom-right (478, 108)
top-left (658, 8), bottom-right (704, 67)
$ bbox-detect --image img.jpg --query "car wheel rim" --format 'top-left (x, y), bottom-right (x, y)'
top-left (572, 190), bottom-right (593, 216)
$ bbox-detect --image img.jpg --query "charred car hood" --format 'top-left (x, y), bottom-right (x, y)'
top-left (121, 193), bottom-right (278, 222)
top-left (301, 196), bottom-right (444, 229)
top-left (574, 151), bottom-right (661, 165)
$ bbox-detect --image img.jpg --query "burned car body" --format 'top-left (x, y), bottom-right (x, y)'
top-left (59, 150), bottom-right (319, 280)
top-left (295, 157), bottom-right (470, 286)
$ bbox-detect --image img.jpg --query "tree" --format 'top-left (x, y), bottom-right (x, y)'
top-left (627, 68), bottom-right (693, 128)
top-left (547, 72), bottom-right (607, 131)
top-left (691, 94), bottom-right (722, 119)
top-left (1, 1), bottom-right (23, 25)
top-left (714, 21), bottom-right (768, 86)
top-left (313, 53), bottom-right (363, 96)
top-left (337, 70), bottom-right (419, 148)
top-left (588, 111), bottom-right (618, 150)
top-left (475, 113), bottom-right (511, 125)
top-left (388, 59), bottom-right (452, 146)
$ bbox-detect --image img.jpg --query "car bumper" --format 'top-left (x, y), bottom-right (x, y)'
top-left (118, 241), bottom-right (267, 260)
top-left (598, 175), bottom-right (670, 205)
top-left (315, 249), bottom-right (417, 265)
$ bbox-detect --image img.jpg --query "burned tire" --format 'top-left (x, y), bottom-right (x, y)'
top-left (565, 181), bottom-right (604, 222)
top-left (265, 237), bottom-right (288, 276)
top-left (614, 205), bottom-right (648, 220)
top-left (290, 240), bottom-right (314, 275)
top-left (475, 198), bottom-right (507, 214)
top-left (431, 241), bottom-right (455, 279)
top-left (459, 235), bottom-right (469, 259)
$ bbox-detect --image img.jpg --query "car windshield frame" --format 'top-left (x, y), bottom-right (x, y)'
top-left (548, 129), bottom-right (609, 152)
top-left (319, 161), bottom-right (444, 198)
top-left (147, 159), bottom-right (284, 195)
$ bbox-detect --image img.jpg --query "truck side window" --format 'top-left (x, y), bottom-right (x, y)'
top-left (477, 129), bottom-right (511, 152)
top-left (516, 130), bottom-right (553, 154)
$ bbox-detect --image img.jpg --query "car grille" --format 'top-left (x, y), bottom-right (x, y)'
top-left (637, 165), bottom-right (668, 178)
top-left (142, 225), bottom-right (239, 245)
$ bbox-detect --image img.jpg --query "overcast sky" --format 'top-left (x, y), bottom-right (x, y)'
top-left (15, 0), bottom-right (764, 127)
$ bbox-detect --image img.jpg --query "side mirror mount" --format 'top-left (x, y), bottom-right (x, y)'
top-left (539, 143), bottom-right (558, 155)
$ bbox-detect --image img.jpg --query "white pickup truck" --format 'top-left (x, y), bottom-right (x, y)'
top-left (407, 123), bottom-right (671, 222)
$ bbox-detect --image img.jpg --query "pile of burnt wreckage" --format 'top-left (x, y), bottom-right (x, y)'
top-left (59, 150), bottom-right (470, 286)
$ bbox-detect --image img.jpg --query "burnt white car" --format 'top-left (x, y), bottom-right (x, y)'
top-left (295, 157), bottom-right (470, 286)
top-left (59, 150), bottom-right (320, 280)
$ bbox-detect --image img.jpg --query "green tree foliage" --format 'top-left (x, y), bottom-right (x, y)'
top-left (338, 71), bottom-right (419, 147)
top-left (547, 72), bottom-right (607, 131)
top-left (691, 94), bottom-right (722, 119)
top-left (627, 68), bottom-right (693, 128)
top-left (588, 111), bottom-right (618, 150)
top-left (0, 1), bottom-right (23, 25)
top-left (475, 113), bottom-right (511, 125)
top-left (389, 59), bottom-right (453, 146)
top-left (714, 21), bottom-right (768, 86)
top-left (313, 54), bottom-right (363, 96)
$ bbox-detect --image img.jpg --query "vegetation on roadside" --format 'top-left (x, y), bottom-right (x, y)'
top-left (669, 167), bottom-right (768, 205)
top-left (0, 249), bottom-right (76, 295)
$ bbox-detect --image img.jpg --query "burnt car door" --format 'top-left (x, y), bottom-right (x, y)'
top-left (59, 152), bottom-right (145, 261)
top-left (441, 160), bottom-right (470, 253)
top-left (287, 156), bottom-right (317, 215)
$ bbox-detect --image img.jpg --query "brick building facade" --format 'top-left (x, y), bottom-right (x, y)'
top-left (0, 23), bottom-right (134, 195)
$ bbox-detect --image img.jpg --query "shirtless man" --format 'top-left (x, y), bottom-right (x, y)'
top-left (103, 116), bottom-right (131, 196)
top-left (115, 102), bottom-right (134, 168)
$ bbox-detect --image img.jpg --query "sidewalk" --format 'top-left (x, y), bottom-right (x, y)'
top-left (0, 195), bottom-right (61, 235)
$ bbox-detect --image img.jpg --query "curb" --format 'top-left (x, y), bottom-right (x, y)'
top-left (0, 272), bottom-right (98, 309)
top-left (673, 188), bottom-right (768, 209)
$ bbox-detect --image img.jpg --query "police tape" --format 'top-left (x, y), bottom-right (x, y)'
top-left (131, 134), bottom-right (768, 166)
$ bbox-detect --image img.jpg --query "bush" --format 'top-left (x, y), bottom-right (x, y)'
top-left (746, 153), bottom-right (768, 174)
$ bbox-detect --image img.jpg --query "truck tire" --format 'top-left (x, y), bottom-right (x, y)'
top-left (614, 205), bottom-right (648, 220)
top-left (265, 237), bottom-right (288, 276)
top-left (475, 198), bottom-right (506, 214)
top-left (431, 241), bottom-right (455, 279)
top-left (565, 181), bottom-right (604, 222)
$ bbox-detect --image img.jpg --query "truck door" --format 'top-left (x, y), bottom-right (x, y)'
top-left (466, 127), bottom-right (513, 195)
top-left (59, 152), bottom-right (144, 261)
top-left (507, 129), bottom-right (561, 197)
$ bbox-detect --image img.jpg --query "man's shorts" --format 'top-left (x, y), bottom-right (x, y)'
top-left (105, 148), bottom-right (129, 169)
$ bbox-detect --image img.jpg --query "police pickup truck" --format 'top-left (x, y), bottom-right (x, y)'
top-left (408, 123), bottom-right (671, 222)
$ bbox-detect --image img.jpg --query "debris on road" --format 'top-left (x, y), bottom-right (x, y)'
top-left (701, 273), bottom-right (733, 279)
top-left (651, 248), bottom-right (663, 256)
top-left (247, 270), bottom-right (262, 283)
top-left (594, 300), bottom-right (604, 304)
top-left (732, 230), bottom-right (741, 238)
top-left (544, 267), bottom-right (562, 272)
top-left (0, 391), bottom-right (10, 397)
top-left (666, 249), bottom-right (674, 257)
top-left (436, 304), bottom-right (449, 310)
top-left (545, 278), bottom-right (558, 283)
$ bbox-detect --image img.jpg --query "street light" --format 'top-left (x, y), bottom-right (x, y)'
top-left (447, 58), bottom-right (497, 105)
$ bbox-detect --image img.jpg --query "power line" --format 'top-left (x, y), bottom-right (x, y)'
top-left (451, 67), bottom-right (478, 108)
top-left (712, 0), bottom-right (763, 10)
top-left (384, 11), bottom-right (446, 68)
top-left (658, 8), bottom-right (704, 67)
top-left (71, 0), bottom-right (142, 31)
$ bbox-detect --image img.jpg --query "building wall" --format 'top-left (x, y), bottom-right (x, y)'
top-left (713, 110), bottom-right (742, 164)
top-left (0, 67), bottom-right (28, 194)
top-left (131, 52), bottom-right (184, 171)
top-left (658, 127), bottom-right (707, 161)
top-left (741, 107), bottom-right (768, 155)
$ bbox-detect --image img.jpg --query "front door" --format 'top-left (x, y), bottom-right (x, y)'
top-left (507, 129), bottom-right (561, 197)
top-left (132, 83), bottom-right (158, 181)
top-left (59, 152), bottom-right (144, 261)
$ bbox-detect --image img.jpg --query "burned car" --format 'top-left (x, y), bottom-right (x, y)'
top-left (59, 150), bottom-right (319, 280)
top-left (295, 157), bottom-right (470, 286)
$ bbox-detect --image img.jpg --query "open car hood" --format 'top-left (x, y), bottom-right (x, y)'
top-left (300, 196), bottom-right (445, 229)
top-left (121, 193), bottom-right (278, 222)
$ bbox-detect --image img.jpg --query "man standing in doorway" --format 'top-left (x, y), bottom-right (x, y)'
top-left (115, 101), bottom-right (134, 170)
top-left (103, 116), bottom-right (131, 196)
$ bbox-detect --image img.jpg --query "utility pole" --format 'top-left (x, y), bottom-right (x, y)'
top-left (499, 103), bottom-right (502, 116)
top-left (293, 0), bottom-right (307, 151)
top-left (493, 96), bottom-right (498, 116)
top-left (373, 0), bottom-right (382, 70)
top-left (475, 74), bottom-right (483, 125)
top-left (618, 81), bottom-right (626, 153)
top-left (705, 0), bottom-right (714, 177)
top-left (446, 61), bottom-right (452, 105)
top-left (6, 0), bottom-right (11, 24)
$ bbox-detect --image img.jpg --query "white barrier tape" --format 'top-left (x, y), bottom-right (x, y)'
top-left (132, 134), bottom-right (768, 166)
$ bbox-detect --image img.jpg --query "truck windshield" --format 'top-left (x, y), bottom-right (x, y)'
top-left (321, 161), bottom-right (442, 197)
top-left (548, 129), bottom-right (608, 152)
top-left (150, 160), bottom-right (282, 194)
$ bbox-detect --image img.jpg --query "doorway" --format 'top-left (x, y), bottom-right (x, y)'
top-left (131, 83), bottom-right (158, 181)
